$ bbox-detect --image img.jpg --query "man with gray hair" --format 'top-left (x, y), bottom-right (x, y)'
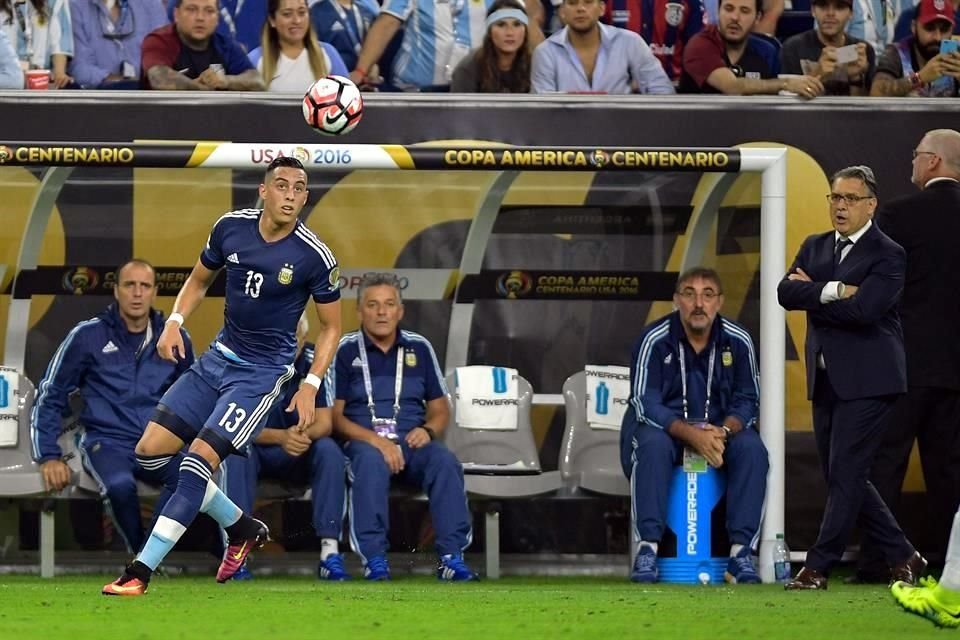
top-left (856, 130), bottom-right (960, 584)
top-left (778, 165), bottom-right (925, 590)
top-left (331, 274), bottom-right (477, 581)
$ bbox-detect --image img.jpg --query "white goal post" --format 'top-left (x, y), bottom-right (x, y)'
top-left (2, 142), bottom-right (787, 582)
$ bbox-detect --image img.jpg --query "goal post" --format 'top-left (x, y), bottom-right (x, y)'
top-left (1, 142), bottom-right (787, 582)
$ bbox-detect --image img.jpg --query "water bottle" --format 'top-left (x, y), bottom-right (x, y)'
top-left (773, 534), bottom-right (791, 583)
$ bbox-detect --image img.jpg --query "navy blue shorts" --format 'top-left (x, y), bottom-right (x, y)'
top-left (157, 348), bottom-right (295, 453)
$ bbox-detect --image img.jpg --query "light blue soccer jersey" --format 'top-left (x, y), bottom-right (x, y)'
top-left (200, 209), bottom-right (340, 367)
top-left (383, 0), bottom-right (493, 88)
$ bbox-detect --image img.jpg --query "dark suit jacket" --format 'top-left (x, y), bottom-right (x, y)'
top-left (778, 223), bottom-right (907, 401)
top-left (876, 179), bottom-right (960, 390)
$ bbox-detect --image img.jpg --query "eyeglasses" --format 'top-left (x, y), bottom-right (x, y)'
top-left (912, 149), bottom-right (937, 159)
top-left (100, 1), bottom-right (135, 39)
top-left (676, 289), bottom-right (721, 302)
top-left (827, 193), bottom-right (874, 205)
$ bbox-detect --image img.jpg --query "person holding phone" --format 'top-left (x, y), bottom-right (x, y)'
top-left (871, 0), bottom-right (960, 96)
top-left (780, 0), bottom-right (875, 95)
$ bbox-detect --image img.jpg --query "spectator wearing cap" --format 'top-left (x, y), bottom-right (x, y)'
top-left (847, 0), bottom-right (907, 54)
top-left (679, 0), bottom-right (825, 96)
top-left (894, 0), bottom-right (960, 40)
top-left (780, 0), bottom-right (875, 95)
top-left (871, 0), bottom-right (960, 96)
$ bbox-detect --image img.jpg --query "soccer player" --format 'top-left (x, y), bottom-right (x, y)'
top-left (103, 156), bottom-right (342, 595)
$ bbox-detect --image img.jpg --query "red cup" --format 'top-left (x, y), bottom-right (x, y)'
top-left (25, 69), bottom-right (50, 90)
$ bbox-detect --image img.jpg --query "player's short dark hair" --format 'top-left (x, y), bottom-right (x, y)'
top-left (265, 156), bottom-right (306, 179)
top-left (676, 266), bottom-right (723, 294)
top-left (357, 273), bottom-right (403, 303)
top-left (115, 258), bottom-right (156, 283)
top-left (831, 165), bottom-right (878, 197)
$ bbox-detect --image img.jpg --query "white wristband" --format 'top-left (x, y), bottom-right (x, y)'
top-left (167, 312), bottom-right (185, 327)
top-left (303, 373), bottom-right (323, 390)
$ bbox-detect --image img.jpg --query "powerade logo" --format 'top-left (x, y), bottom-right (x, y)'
top-left (492, 366), bottom-right (508, 394)
top-left (595, 382), bottom-right (610, 415)
top-left (686, 473), bottom-right (698, 554)
top-left (0, 374), bottom-right (8, 408)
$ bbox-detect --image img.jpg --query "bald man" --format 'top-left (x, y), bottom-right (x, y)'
top-left (858, 129), bottom-right (960, 584)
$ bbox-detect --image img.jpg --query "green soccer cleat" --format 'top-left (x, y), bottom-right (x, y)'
top-left (892, 576), bottom-right (960, 628)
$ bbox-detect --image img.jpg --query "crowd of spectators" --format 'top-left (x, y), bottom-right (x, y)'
top-left (0, 0), bottom-right (957, 93)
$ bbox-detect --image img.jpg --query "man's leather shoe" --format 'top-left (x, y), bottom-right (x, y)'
top-left (891, 551), bottom-right (927, 586)
top-left (784, 567), bottom-right (828, 590)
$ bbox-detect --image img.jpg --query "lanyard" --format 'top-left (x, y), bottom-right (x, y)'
top-left (678, 342), bottom-right (716, 423)
top-left (329, 0), bottom-right (364, 53)
top-left (357, 335), bottom-right (404, 423)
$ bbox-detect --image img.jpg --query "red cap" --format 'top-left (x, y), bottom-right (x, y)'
top-left (917, 0), bottom-right (955, 28)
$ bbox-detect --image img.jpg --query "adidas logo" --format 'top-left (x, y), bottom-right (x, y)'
top-left (102, 341), bottom-right (118, 354)
top-left (351, 357), bottom-right (362, 367)
top-left (227, 253), bottom-right (240, 264)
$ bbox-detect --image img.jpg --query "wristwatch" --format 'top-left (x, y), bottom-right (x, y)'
top-left (721, 425), bottom-right (734, 441)
top-left (420, 426), bottom-right (436, 441)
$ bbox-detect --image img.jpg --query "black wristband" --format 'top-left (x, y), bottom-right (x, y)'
top-left (420, 426), bottom-right (436, 441)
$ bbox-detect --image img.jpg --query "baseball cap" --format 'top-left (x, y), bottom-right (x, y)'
top-left (917, 0), bottom-right (956, 28)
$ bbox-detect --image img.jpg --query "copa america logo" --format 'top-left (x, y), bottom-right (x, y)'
top-left (62, 267), bottom-right (100, 295)
top-left (495, 271), bottom-right (533, 299)
top-left (590, 150), bottom-right (610, 168)
top-left (0, 145), bottom-right (12, 164)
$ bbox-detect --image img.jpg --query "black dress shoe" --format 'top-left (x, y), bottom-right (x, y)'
top-left (785, 566), bottom-right (828, 590)
top-left (891, 551), bottom-right (927, 586)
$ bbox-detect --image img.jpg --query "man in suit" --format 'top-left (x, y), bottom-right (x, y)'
top-left (856, 130), bottom-right (960, 582)
top-left (778, 165), bottom-right (926, 590)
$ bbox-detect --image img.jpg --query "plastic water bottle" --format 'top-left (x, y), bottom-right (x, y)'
top-left (773, 534), bottom-right (791, 583)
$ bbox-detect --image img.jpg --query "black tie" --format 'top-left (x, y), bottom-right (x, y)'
top-left (834, 238), bottom-right (852, 266)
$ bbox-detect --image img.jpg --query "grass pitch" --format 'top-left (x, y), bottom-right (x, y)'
top-left (0, 575), bottom-right (947, 639)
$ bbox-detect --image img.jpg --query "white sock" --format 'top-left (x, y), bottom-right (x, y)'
top-left (730, 544), bottom-right (744, 558)
top-left (640, 541), bottom-right (658, 555)
top-left (320, 538), bottom-right (339, 561)
top-left (941, 511), bottom-right (960, 591)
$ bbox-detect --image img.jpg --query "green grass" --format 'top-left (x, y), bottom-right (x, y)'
top-left (0, 576), bottom-right (948, 639)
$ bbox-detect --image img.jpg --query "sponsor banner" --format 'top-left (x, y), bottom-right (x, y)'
top-left (9, 266), bottom-right (224, 298)
top-left (493, 205), bottom-right (693, 235)
top-left (0, 365), bottom-right (19, 447)
top-left (336, 269), bottom-right (455, 301)
top-left (457, 270), bottom-right (677, 302)
top-left (0, 142), bottom-right (740, 172)
top-left (8, 266), bottom-right (454, 300)
top-left (416, 147), bottom-right (741, 171)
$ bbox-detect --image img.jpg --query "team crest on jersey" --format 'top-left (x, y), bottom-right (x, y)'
top-left (405, 349), bottom-right (417, 368)
top-left (722, 349), bottom-right (733, 367)
top-left (665, 2), bottom-right (685, 27)
top-left (278, 263), bottom-right (294, 285)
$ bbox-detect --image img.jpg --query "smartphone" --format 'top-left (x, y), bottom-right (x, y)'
top-left (835, 44), bottom-right (858, 64)
top-left (941, 39), bottom-right (960, 56)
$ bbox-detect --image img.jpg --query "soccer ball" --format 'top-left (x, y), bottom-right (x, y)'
top-left (302, 75), bottom-right (363, 136)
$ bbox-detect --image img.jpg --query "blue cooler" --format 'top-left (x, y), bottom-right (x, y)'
top-left (658, 465), bottom-right (727, 584)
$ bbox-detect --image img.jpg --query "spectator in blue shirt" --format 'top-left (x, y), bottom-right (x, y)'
top-left (894, 0), bottom-right (960, 40)
top-left (0, 24), bottom-right (22, 87)
top-left (332, 274), bottom-right (477, 582)
top-left (310, 0), bottom-right (379, 74)
top-left (531, 0), bottom-right (674, 93)
top-left (69, 0), bottom-right (168, 89)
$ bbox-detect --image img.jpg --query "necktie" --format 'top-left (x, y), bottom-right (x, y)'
top-left (834, 238), bottom-right (852, 266)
